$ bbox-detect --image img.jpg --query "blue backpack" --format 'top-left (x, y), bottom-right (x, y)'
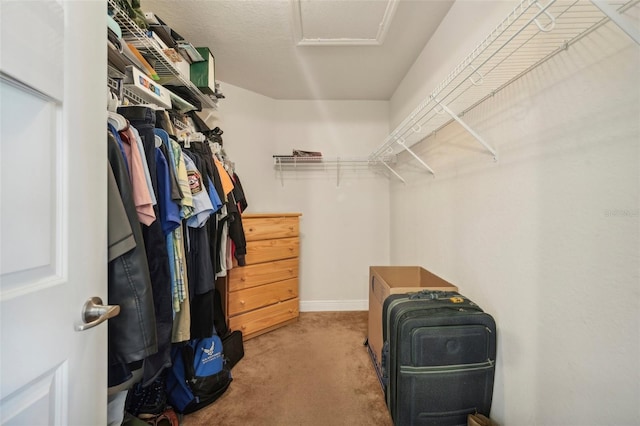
top-left (166, 334), bottom-right (232, 414)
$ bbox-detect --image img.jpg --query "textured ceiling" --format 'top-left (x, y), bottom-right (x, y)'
top-left (142, 0), bottom-right (455, 100)
top-left (293, 0), bottom-right (394, 44)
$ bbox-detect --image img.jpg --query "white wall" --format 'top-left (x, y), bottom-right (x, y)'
top-left (218, 83), bottom-right (391, 310)
top-left (210, 83), bottom-right (276, 209)
top-left (388, 6), bottom-right (640, 426)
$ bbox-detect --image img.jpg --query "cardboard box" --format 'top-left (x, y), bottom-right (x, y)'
top-left (367, 266), bottom-right (458, 377)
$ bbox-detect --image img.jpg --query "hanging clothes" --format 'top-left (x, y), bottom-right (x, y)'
top-left (227, 171), bottom-right (249, 263)
top-left (181, 149), bottom-right (217, 339)
top-left (156, 132), bottom-right (193, 343)
top-left (108, 162), bottom-right (136, 263)
top-left (170, 223), bottom-right (191, 344)
top-left (119, 124), bottom-right (155, 226)
top-left (129, 125), bottom-right (157, 206)
top-left (107, 130), bottom-right (157, 388)
top-left (212, 155), bottom-right (247, 267)
top-left (117, 106), bottom-right (174, 387)
top-left (107, 101), bottom-right (250, 406)
top-left (231, 172), bottom-right (248, 213)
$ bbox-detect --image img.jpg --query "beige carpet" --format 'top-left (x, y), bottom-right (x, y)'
top-left (181, 311), bottom-right (393, 426)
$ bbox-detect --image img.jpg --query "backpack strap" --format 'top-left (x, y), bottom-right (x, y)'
top-left (182, 344), bottom-right (196, 381)
top-left (213, 288), bottom-right (229, 338)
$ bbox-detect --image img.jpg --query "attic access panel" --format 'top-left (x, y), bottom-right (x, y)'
top-left (291, 0), bottom-right (399, 45)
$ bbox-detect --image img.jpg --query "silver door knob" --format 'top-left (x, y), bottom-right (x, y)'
top-left (75, 297), bottom-right (120, 331)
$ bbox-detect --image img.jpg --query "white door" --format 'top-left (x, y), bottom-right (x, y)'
top-left (1, 1), bottom-right (108, 424)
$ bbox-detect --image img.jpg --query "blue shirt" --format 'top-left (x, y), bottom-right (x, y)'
top-left (155, 148), bottom-right (181, 236)
top-left (207, 177), bottom-right (223, 212)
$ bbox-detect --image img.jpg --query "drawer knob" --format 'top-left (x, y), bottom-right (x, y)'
top-left (240, 300), bottom-right (245, 305)
top-left (289, 247), bottom-right (294, 251)
top-left (288, 269), bottom-right (293, 273)
top-left (241, 277), bottom-right (246, 282)
top-left (241, 325), bottom-right (247, 330)
top-left (289, 226), bottom-right (294, 231)
top-left (249, 228), bottom-right (254, 232)
top-left (289, 309), bottom-right (293, 313)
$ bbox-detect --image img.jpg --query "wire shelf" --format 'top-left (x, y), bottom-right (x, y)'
top-left (108, 0), bottom-right (218, 110)
top-left (369, 0), bottom-right (640, 167)
top-left (273, 155), bottom-right (396, 167)
top-left (108, 77), bottom-right (148, 105)
top-left (173, 119), bottom-right (190, 132)
top-left (273, 156), bottom-right (398, 186)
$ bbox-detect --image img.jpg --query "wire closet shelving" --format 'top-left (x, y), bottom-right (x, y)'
top-left (107, 0), bottom-right (218, 110)
top-left (273, 155), bottom-right (398, 186)
top-left (368, 0), bottom-right (640, 182)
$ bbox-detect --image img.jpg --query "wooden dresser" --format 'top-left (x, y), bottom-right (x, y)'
top-left (222, 213), bottom-right (301, 340)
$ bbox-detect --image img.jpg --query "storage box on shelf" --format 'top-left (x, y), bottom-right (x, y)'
top-left (124, 66), bottom-right (172, 109)
top-left (190, 47), bottom-right (216, 96)
top-left (367, 266), bottom-right (458, 379)
top-left (219, 213), bottom-right (302, 340)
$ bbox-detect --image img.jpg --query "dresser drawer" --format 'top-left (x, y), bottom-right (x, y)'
top-left (242, 216), bottom-right (299, 241)
top-left (238, 237), bottom-right (299, 266)
top-left (228, 278), bottom-right (298, 316)
top-left (228, 258), bottom-right (298, 291)
top-left (229, 298), bottom-right (299, 339)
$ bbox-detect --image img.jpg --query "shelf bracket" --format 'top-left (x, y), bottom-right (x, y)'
top-left (434, 98), bottom-right (498, 161)
top-left (590, 0), bottom-right (640, 45)
top-left (277, 158), bottom-right (284, 187)
top-left (380, 159), bottom-right (406, 184)
top-left (395, 138), bottom-right (436, 176)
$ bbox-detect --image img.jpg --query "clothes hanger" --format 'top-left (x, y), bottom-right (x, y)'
top-left (107, 88), bottom-right (120, 113)
top-left (107, 111), bottom-right (127, 131)
top-left (177, 130), bottom-right (190, 147)
top-left (188, 132), bottom-right (206, 143)
top-left (224, 160), bottom-right (235, 174)
top-left (177, 131), bottom-right (204, 148)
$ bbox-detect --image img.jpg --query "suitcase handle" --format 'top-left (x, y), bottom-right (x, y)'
top-left (408, 290), bottom-right (483, 311)
top-left (408, 290), bottom-right (461, 300)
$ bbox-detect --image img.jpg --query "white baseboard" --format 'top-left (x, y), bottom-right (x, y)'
top-left (299, 299), bottom-right (368, 312)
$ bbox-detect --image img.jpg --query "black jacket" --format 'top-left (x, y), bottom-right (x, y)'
top-left (107, 130), bottom-right (158, 386)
